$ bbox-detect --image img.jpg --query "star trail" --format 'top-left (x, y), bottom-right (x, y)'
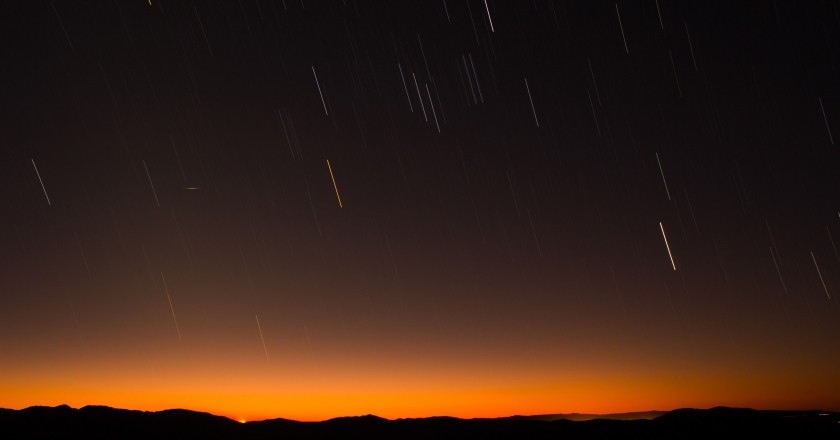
top-left (1, 0), bottom-right (839, 422)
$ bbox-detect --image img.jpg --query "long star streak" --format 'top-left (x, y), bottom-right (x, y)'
top-left (161, 272), bottom-right (181, 340)
top-left (326, 159), bottom-right (343, 208)
top-left (143, 160), bottom-right (160, 207)
top-left (312, 66), bottom-right (328, 115)
top-left (256, 315), bottom-right (269, 361)
top-left (31, 159), bottom-right (51, 205)
top-left (811, 252), bottom-right (831, 300)
top-left (660, 222), bottom-right (677, 270)
top-left (483, 0), bottom-right (495, 32)
top-left (616, 4), bottom-right (629, 53)
top-left (656, 152), bottom-right (671, 200)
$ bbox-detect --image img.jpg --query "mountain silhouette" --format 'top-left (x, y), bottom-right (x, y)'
top-left (1, 405), bottom-right (838, 439)
top-left (497, 410), bottom-right (666, 421)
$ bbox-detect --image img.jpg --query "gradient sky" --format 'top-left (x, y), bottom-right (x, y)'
top-left (2, 0), bottom-right (840, 422)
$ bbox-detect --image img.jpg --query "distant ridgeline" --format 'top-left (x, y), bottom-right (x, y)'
top-left (1, 405), bottom-right (838, 439)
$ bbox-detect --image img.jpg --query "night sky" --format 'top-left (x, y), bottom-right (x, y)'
top-left (2, 0), bottom-right (840, 422)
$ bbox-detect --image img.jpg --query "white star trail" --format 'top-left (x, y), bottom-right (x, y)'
top-left (616, 4), bottom-right (629, 53)
top-left (312, 66), bottom-right (329, 115)
top-left (31, 159), bottom-right (51, 206)
top-left (524, 77), bottom-right (539, 127)
top-left (656, 152), bottom-right (671, 200)
top-left (819, 98), bottom-right (833, 145)
top-left (161, 272), bottom-right (181, 340)
top-left (143, 160), bottom-right (160, 207)
top-left (256, 315), bottom-right (269, 361)
top-left (660, 222), bottom-right (677, 270)
top-left (398, 63), bottom-right (413, 112)
top-left (483, 0), bottom-right (495, 32)
top-left (811, 252), bottom-right (831, 300)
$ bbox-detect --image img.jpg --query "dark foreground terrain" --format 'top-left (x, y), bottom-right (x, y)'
top-left (1, 405), bottom-right (838, 439)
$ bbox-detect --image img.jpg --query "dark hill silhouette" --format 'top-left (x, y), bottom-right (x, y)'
top-left (498, 410), bottom-right (665, 421)
top-left (1, 405), bottom-right (838, 439)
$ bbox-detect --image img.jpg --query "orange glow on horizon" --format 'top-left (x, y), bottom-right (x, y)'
top-left (5, 306), bottom-right (839, 422)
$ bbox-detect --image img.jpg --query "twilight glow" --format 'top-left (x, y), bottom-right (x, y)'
top-left (2, 0), bottom-right (840, 422)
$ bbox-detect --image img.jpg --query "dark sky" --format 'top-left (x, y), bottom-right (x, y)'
top-left (2, 0), bottom-right (839, 421)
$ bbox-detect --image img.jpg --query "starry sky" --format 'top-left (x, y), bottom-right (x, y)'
top-left (2, 0), bottom-right (840, 422)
